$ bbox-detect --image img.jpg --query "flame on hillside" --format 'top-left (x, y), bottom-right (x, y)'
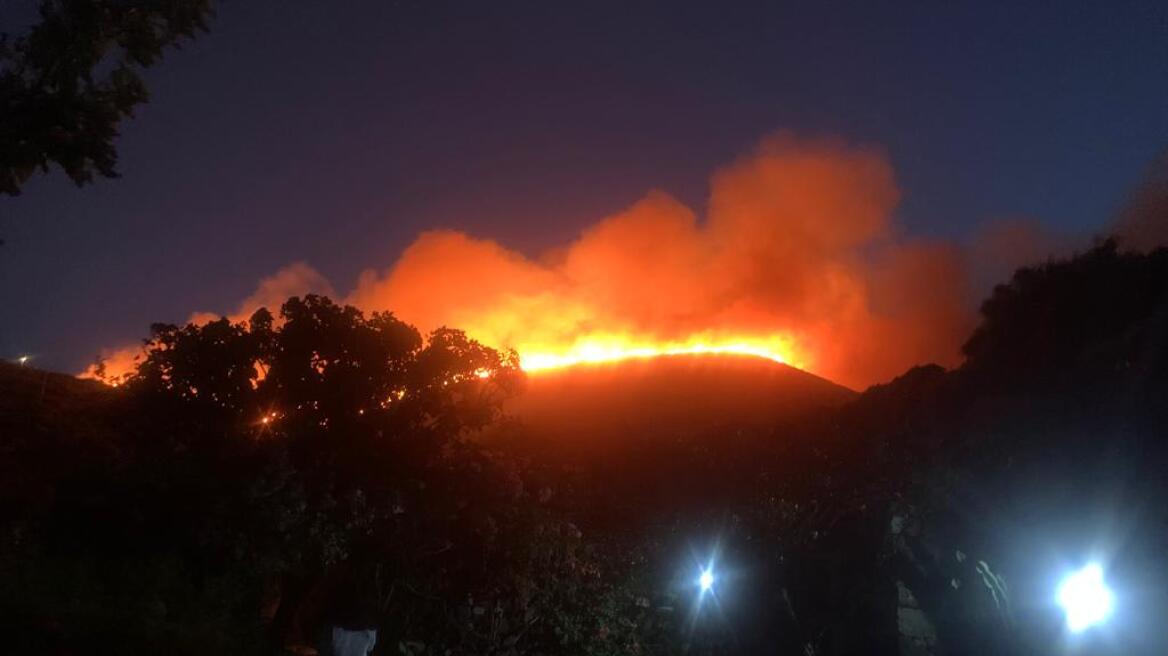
top-left (516, 334), bottom-right (805, 372)
top-left (85, 134), bottom-right (975, 390)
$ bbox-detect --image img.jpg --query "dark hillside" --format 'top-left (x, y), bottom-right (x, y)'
top-left (0, 362), bottom-right (121, 523)
top-left (0, 361), bottom-right (116, 434)
top-left (764, 241), bottom-right (1168, 655)
top-left (509, 353), bottom-right (854, 444)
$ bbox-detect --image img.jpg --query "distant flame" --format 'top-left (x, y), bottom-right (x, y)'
top-left (516, 333), bottom-right (806, 372)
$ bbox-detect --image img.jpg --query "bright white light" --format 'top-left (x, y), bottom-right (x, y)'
top-left (699, 569), bottom-right (714, 593)
top-left (17, 355), bottom-right (29, 365)
top-left (1057, 564), bottom-right (1114, 633)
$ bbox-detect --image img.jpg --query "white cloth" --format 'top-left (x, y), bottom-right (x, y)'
top-left (328, 627), bottom-right (377, 656)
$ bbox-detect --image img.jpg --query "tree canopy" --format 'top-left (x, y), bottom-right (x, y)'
top-left (962, 239), bottom-right (1168, 382)
top-left (0, 0), bottom-right (214, 195)
top-left (4, 296), bottom-right (662, 654)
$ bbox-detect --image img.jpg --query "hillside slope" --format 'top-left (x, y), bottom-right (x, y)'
top-left (0, 362), bottom-right (121, 522)
top-left (508, 353), bottom-right (854, 444)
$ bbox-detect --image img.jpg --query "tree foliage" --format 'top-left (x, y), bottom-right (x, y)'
top-left (0, 0), bottom-right (214, 195)
top-left (963, 239), bottom-right (1168, 382)
top-left (2, 296), bottom-right (667, 654)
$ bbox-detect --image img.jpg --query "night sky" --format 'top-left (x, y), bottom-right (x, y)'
top-left (2, 0), bottom-right (1166, 372)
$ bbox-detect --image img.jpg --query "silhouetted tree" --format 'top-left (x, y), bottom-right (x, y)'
top-left (0, 0), bottom-right (214, 195)
top-left (62, 296), bottom-right (648, 654)
top-left (962, 239), bottom-right (1168, 383)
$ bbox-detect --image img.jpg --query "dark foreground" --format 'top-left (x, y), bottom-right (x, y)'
top-left (2, 240), bottom-right (1167, 655)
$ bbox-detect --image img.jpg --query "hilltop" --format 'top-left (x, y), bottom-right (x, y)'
top-left (508, 353), bottom-right (854, 444)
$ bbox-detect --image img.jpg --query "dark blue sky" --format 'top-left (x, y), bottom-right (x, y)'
top-left (2, 0), bottom-right (1166, 371)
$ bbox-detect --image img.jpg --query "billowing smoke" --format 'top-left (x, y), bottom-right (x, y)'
top-left (352, 134), bottom-right (975, 388)
top-left (85, 263), bottom-right (332, 383)
top-left (89, 134), bottom-right (978, 390)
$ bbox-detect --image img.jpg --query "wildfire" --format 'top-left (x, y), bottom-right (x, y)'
top-left (84, 336), bottom-right (805, 384)
top-left (82, 135), bottom-right (975, 390)
top-left (515, 334), bottom-right (806, 372)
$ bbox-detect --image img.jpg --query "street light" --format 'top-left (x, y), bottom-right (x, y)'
top-left (699, 568), bottom-right (714, 593)
top-left (1057, 563), bottom-right (1114, 633)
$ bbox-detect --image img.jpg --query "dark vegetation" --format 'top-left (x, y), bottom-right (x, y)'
top-left (2, 240), bottom-right (1167, 654)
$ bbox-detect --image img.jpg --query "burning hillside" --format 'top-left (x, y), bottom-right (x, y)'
top-left (506, 353), bottom-right (854, 446)
top-left (86, 134), bottom-right (974, 389)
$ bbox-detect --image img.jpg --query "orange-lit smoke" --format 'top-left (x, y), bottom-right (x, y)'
top-left (349, 135), bottom-right (972, 389)
top-left (82, 263), bottom-right (332, 384)
top-left (89, 135), bottom-right (976, 390)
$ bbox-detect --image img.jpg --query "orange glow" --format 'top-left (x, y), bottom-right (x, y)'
top-left (349, 136), bottom-right (972, 389)
top-left (85, 135), bottom-right (976, 390)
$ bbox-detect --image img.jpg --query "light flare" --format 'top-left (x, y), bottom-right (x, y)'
top-left (1057, 563), bottom-right (1114, 633)
top-left (699, 568), bottom-right (714, 593)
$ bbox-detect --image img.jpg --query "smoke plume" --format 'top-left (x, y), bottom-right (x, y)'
top-left (90, 134), bottom-right (978, 390)
top-left (85, 263), bottom-right (332, 383)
